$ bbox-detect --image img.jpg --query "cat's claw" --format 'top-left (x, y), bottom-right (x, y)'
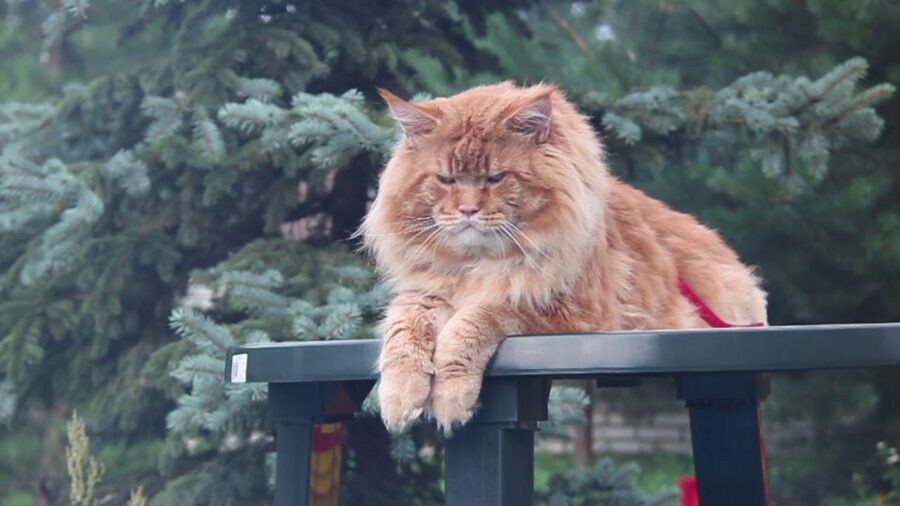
top-left (378, 371), bottom-right (432, 433)
top-left (429, 374), bottom-right (482, 436)
top-left (433, 410), bottom-right (475, 437)
top-left (382, 406), bottom-right (424, 434)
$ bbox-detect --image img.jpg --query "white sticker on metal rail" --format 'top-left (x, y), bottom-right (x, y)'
top-left (231, 354), bottom-right (248, 383)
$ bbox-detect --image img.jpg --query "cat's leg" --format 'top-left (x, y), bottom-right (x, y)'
top-left (429, 304), bottom-right (525, 434)
top-left (378, 293), bottom-right (449, 433)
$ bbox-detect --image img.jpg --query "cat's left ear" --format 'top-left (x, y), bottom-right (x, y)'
top-left (378, 88), bottom-right (440, 139)
top-left (505, 94), bottom-right (552, 143)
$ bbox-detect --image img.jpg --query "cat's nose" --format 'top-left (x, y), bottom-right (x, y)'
top-left (458, 204), bottom-right (480, 217)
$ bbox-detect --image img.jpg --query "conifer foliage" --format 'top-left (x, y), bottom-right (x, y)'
top-left (0, 0), bottom-right (897, 504)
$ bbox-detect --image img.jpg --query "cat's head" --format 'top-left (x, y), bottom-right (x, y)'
top-left (363, 82), bottom-right (608, 279)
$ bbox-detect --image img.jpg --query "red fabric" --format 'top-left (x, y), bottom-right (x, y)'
top-left (679, 476), bottom-right (699, 506)
top-left (312, 424), bottom-right (345, 452)
top-left (678, 277), bottom-right (770, 506)
top-left (678, 278), bottom-right (765, 328)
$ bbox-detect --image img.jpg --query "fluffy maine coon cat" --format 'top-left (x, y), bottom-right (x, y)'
top-left (361, 82), bottom-right (767, 434)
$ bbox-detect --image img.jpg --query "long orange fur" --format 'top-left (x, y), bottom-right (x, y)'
top-left (361, 82), bottom-right (767, 434)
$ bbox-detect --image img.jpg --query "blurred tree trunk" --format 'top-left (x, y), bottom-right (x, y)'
top-left (345, 418), bottom-right (403, 493)
top-left (33, 402), bottom-right (66, 506)
top-left (574, 381), bottom-right (594, 467)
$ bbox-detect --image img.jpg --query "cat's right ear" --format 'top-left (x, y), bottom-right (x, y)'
top-left (378, 88), bottom-right (440, 139)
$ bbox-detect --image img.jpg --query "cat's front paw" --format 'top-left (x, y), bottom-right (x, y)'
top-left (429, 372), bottom-right (483, 435)
top-left (378, 368), bottom-right (432, 433)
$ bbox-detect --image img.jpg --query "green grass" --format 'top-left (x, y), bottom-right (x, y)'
top-left (536, 450), bottom-right (884, 504)
top-left (0, 492), bottom-right (33, 506)
top-left (96, 438), bottom-right (166, 482)
top-left (0, 431), bottom-right (40, 506)
top-left (535, 450), bottom-right (693, 496)
top-left (622, 453), bottom-right (694, 494)
top-left (824, 497), bottom-right (881, 506)
top-left (535, 452), bottom-right (572, 490)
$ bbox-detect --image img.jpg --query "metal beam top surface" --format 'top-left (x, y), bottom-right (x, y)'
top-left (226, 323), bottom-right (900, 384)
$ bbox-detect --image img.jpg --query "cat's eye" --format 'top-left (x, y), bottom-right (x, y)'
top-left (485, 171), bottom-right (507, 184)
top-left (436, 174), bottom-right (456, 185)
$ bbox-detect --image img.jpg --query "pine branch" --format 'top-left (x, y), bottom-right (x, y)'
top-left (137, 215), bottom-right (176, 235)
top-left (547, 7), bottom-right (592, 58)
top-left (685, 3), bottom-right (722, 47)
top-left (641, 0), bottom-right (673, 78)
top-left (319, 305), bottom-right (361, 341)
top-left (178, 365), bottom-right (222, 377)
top-left (169, 308), bottom-right (232, 353)
top-left (192, 110), bottom-right (225, 163)
top-left (826, 83), bottom-right (896, 126)
top-left (812, 58), bottom-right (868, 103)
top-left (0, 382), bottom-right (16, 424)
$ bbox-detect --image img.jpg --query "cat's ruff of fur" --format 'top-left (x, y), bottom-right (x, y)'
top-left (361, 81), bottom-right (767, 434)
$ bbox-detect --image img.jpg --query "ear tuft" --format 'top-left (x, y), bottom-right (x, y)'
top-left (378, 88), bottom-right (439, 138)
top-left (507, 95), bottom-right (552, 143)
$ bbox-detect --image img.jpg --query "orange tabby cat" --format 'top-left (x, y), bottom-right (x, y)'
top-left (362, 82), bottom-right (767, 434)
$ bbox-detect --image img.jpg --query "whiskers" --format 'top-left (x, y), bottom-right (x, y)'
top-left (490, 220), bottom-right (564, 276)
top-left (513, 223), bottom-right (563, 266)
top-left (358, 216), bottom-right (443, 273)
top-left (398, 218), bottom-right (443, 254)
top-left (361, 216), bottom-right (437, 239)
top-left (364, 213), bottom-right (561, 278)
top-left (383, 216), bottom-right (453, 271)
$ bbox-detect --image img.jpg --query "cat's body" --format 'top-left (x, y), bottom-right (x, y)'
top-left (362, 82), bottom-right (766, 433)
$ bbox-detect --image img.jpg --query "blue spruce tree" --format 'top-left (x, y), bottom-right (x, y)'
top-left (0, 1), bottom-right (896, 504)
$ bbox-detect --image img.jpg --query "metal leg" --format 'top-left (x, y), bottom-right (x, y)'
top-left (443, 377), bottom-right (550, 506)
top-left (445, 423), bottom-right (535, 506)
top-left (274, 419), bottom-right (313, 506)
top-left (677, 373), bottom-right (770, 506)
top-left (268, 381), bottom-right (374, 506)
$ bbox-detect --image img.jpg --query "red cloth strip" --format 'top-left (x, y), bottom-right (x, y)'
top-left (312, 423), bottom-right (345, 452)
top-left (678, 277), bottom-right (765, 328)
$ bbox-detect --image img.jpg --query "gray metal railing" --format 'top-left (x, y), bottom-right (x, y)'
top-left (225, 323), bottom-right (900, 506)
